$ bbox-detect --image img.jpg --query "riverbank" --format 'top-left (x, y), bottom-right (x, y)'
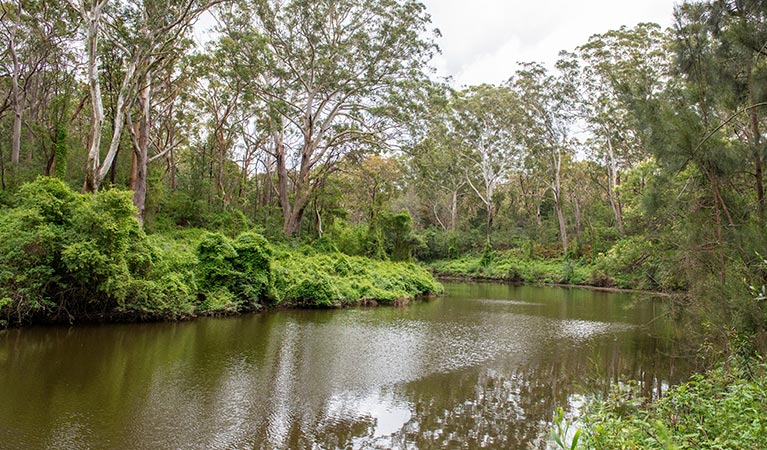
top-left (429, 248), bottom-right (687, 292)
top-left (570, 360), bottom-right (767, 449)
top-left (434, 274), bottom-right (675, 298)
top-left (0, 178), bottom-right (442, 328)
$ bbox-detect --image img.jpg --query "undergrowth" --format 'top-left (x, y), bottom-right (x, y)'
top-left (0, 178), bottom-right (442, 326)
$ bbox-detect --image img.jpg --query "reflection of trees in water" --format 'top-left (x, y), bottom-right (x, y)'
top-left (380, 332), bottom-right (695, 450)
top-left (0, 300), bottom-right (700, 449)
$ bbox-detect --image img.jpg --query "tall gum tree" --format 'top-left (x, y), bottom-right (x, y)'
top-left (575, 23), bottom-right (670, 236)
top-left (511, 62), bottom-right (576, 256)
top-left (408, 85), bottom-right (468, 232)
top-left (66, 0), bottom-right (110, 192)
top-left (453, 84), bottom-right (521, 246)
top-left (1, 1), bottom-right (74, 173)
top-left (215, 0), bottom-right (437, 237)
top-left (67, 0), bottom-right (217, 217)
top-left (118, 0), bottom-right (222, 225)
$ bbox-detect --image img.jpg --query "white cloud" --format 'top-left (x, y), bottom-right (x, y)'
top-left (422, 0), bottom-right (678, 87)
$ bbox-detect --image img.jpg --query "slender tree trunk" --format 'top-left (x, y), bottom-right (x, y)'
top-left (83, 3), bottom-right (106, 192)
top-left (131, 71), bottom-right (151, 226)
top-left (605, 135), bottom-right (624, 235)
top-left (0, 140), bottom-right (6, 189)
top-left (450, 189), bottom-right (458, 232)
top-left (109, 146), bottom-right (120, 184)
top-left (216, 128), bottom-right (226, 206)
top-left (169, 148), bottom-right (177, 190)
top-left (275, 124), bottom-right (293, 235)
top-left (553, 151), bottom-right (568, 255)
top-left (486, 202), bottom-right (493, 246)
top-left (9, 19), bottom-right (22, 167)
top-left (314, 201), bottom-right (323, 238)
top-left (130, 147), bottom-right (137, 190)
top-left (98, 59), bottom-right (137, 185)
top-left (535, 192), bottom-right (543, 231)
top-left (749, 84), bottom-right (764, 220)
top-left (261, 157), bottom-right (274, 208)
top-left (571, 192), bottom-right (582, 239)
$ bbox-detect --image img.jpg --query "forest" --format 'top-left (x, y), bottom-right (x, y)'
top-left (1, 0), bottom-right (767, 448)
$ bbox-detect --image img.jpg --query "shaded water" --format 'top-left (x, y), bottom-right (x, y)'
top-left (0, 282), bottom-right (692, 449)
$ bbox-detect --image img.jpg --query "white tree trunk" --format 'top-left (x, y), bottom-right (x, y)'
top-left (9, 17), bottom-right (22, 167)
top-left (552, 150), bottom-right (568, 255)
top-left (81, 0), bottom-right (108, 192)
top-left (605, 134), bottom-right (624, 235)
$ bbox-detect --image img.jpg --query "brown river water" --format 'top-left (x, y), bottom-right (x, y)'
top-left (0, 281), bottom-right (693, 449)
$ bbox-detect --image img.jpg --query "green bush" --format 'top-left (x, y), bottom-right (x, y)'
top-left (581, 362), bottom-right (767, 449)
top-left (0, 178), bottom-right (151, 323)
top-left (196, 231), bottom-right (274, 310)
top-left (0, 179), bottom-right (444, 325)
top-left (273, 251), bottom-right (442, 307)
top-left (430, 252), bottom-right (595, 285)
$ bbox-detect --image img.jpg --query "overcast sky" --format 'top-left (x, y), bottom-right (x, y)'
top-left (421, 0), bottom-right (678, 87)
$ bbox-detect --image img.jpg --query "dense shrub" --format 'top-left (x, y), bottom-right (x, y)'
top-left (273, 252), bottom-right (443, 307)
top-left (0, 178), bottom-right (151, 324)
top-left (0, 179), bottom-right (444, 326)
top-left (580, 362), bottom-right (767, 449)
top-left (592, 236), bottom-right (686, 291)
top-left (326, 211), bottom-right (426, 262)
top-left (430, 252), bottom-right (592, 285)
top-left (196, 231), bottom-right (274, 311)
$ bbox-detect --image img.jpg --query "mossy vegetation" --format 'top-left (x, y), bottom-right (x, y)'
top-left (0, 179), bottom-right (442, 327)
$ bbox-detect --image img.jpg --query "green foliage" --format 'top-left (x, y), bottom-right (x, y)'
top-left (431, 251), bottom-right (593, 286)
top-left (196, 231), bottom-right (274, 311)
top-left (0, 178), bottom-right (152, 323)
top-left (551, 407), bottom-right (581, 450)
top-left (381, 211), bottom-right (426, 262)
top-left (273, 251), bottom-right (443, 308)
top-left (326, 220), bottom-right (367, 256)
top-left (325, 211), bottom-right (426, 262)
top-left (0, 178), bottom-right (444, 326)
top-left (419, 229), bottom-right (470, 261)
top-left (146, 191), bottom-right (209, 231)
top-left (581, 362), bottom-right (767, 449)
top-left (53, 123), bottom-right (68, 179)
top-left (591, 236), bottom-right (686, 291)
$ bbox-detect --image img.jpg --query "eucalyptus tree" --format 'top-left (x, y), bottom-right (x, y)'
top-left (575, 23), bottom-right (670, 236)
top-left (0, 1), bottom-right (76, 172)
top-left (66, 0), bottom-right (219, 217)
top-left (66, 0), bottom-right (110, 192)
top-left (1, 1), bottom-right (24, 168)
top-left (511, 62), bottom-right (576, 255)
top-left (214, 0), bottom-right (437, 237)
top-left (408, 86), bottom-right (468, 232)
top-left (453, 84), bottom-right (522, 246)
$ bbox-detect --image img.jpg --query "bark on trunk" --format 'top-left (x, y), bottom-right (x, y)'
top-left (9, 20), bottom-right (22, 167)
top-left (572, 192), bottom-right (582, 239)
top-left (750, 83), bottom-right (764, 220)
top-left (83, 2), bottom-right (106, 192)
top-left (450, 189), bottom-right (458, 232)
top-left (169, 148), bottom-right (177, 190)
top-left (486, 203), bottom-right (494, 246)
top-left (130, 71), bottom-right (151, 226)
top-left (553, 151), bottom-right (568, 255)
top-left (605, 134), bottom-right (624, 236)
top-left (275, 125), bottom-right (293, 236)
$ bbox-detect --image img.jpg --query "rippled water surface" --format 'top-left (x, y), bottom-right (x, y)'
top-left (0, 282), bottom-right (692, 449)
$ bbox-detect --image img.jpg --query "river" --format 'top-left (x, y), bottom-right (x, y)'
top-left (0, 281), bottom-right (692, 449)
